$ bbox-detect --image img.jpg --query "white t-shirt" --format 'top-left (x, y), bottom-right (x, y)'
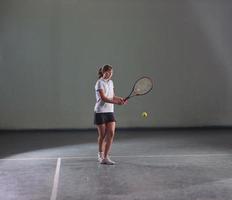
top-left (94, 78), bottom-right (114, 113)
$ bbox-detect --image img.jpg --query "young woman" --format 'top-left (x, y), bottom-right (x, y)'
top-left (94, 65), bottom-right (126, 165)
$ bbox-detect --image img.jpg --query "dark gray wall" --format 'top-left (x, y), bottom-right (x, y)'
top-left (1, 0), bottom-right (232, 129)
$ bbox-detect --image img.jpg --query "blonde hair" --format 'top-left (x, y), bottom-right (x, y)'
top-left (98, 65), bottom-right (113, 79)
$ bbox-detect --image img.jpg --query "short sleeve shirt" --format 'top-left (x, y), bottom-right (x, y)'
top-left (94, 78), bottom-right (114, 113)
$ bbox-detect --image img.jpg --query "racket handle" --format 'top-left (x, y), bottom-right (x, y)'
top-left (124, 96), bottom-right (130, 101)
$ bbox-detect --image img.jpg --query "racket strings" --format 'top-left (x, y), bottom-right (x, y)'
top-left (134, 78), bottom-right (153, 95)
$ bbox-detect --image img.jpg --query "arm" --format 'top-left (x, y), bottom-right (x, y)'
top-left (113, 90), bottom-right (128, 104)
top-left (98, 89), bottom-right (125, 105)
top-left (113, 95), bottom-right (124, 102)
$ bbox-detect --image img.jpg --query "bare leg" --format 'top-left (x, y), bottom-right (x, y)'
top-left (103, 122), bottom-right (116, 158)
top-left (97, 124), bottom-right (106, 153)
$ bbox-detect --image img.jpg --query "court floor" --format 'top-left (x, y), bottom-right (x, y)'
top-left (1, 128), bottom-right (232, 200)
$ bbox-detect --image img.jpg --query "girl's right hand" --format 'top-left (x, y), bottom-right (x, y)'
top-left (117, 98), bottom-right (127, 105)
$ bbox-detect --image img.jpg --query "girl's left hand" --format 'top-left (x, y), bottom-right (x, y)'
top-left (119, 97), bottom-right (127, 105)
top-left (123, 99), bottom-right (128, 105)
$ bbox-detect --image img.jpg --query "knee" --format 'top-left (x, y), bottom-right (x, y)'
top-left (107, 131), bottom-right (115, 140)
top-left (98, 134), bottom-right (105, 141)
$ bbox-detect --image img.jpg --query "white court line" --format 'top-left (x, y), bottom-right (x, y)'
top-left (0, 157), bottom-right (58, 161)
top-left (112, 153), bottom-right (232, 158)
top-left (0, 153), bottom-right (232, 161)
top-left (50, 158), bottom-right (61, 200)
top-left (61, 153), bottom-right (232, 159)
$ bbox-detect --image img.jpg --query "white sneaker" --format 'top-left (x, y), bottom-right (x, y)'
top-left (100, 156), bottom-right (115, 165)
top-left (97, 152), bottom-right (104, 162)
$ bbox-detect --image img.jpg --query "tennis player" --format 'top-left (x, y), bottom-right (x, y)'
top-left (94, 65), bottom-right (126, 165)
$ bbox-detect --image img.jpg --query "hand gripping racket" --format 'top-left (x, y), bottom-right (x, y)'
top-left (124, 76), bottom-right (153, 101)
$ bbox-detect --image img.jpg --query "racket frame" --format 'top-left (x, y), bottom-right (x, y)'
top-left (124, 76), bottom-right (153, 101)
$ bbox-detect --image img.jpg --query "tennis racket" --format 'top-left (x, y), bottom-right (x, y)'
top-left (124, 76), bottom-right (153, 101)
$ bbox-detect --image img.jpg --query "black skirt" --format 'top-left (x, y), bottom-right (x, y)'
top-left (94, 112), bottom-right (116, 125)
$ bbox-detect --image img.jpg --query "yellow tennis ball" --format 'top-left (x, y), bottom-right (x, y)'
top-left (142, 112), bottom-right (148, 118)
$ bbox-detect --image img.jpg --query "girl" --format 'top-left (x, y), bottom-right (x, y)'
top-left (94, 65), bottom-right (126, 165)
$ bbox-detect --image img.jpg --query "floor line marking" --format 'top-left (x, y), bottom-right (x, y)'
top-left (61, 153), bottom-right (232, 159)
top-left (50, 158), bottom-right (61, 200)
top-left (0, 157), bottom-right (58, 161)
top-left (1, 153), bottom-right (232, 161)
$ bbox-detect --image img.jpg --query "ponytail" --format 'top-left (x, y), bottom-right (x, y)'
top-left (98, 67), bottom-right (103, 79)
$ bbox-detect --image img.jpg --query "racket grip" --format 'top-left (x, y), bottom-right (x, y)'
top-left (124, 96), bottom-right (130, 101)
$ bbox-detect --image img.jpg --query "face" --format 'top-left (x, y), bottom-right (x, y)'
top-left (103, 69), bottom-right (113, 80)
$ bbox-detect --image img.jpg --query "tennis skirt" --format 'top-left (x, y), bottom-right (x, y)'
top-left (94, 112), bottom-right (116, 125)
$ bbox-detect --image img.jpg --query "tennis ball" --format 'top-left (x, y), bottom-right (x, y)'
top-left (142, 112), bottom-right (148, 118)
